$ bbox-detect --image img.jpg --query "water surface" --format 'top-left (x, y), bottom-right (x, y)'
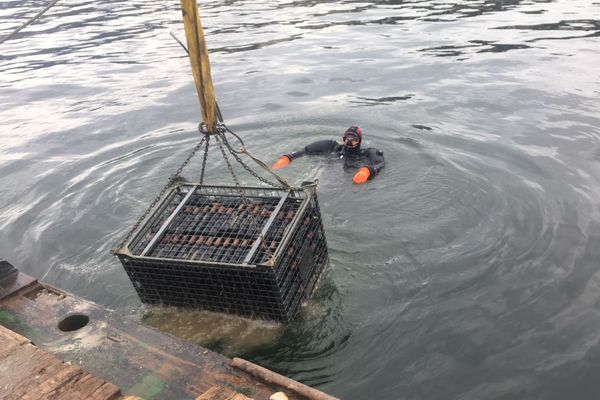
top-left (1, 0), bottom-right (600, 399)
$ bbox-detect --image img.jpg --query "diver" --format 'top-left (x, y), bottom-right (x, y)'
top-left (272, 126), bottom-right (385, 184)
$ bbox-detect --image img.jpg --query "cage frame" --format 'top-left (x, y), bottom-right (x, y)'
top-left (114, 181), bottom-right (329, 322)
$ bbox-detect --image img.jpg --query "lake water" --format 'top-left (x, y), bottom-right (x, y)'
top-left (1, 0), bottom-right (600, 398)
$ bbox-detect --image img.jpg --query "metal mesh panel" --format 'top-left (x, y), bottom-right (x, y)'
top-left (130, 185), bottom-right (304, 265)
top-left (116, 183), bottom-right (329, 322)
top-left (272, 194), bottom-right (329, 317)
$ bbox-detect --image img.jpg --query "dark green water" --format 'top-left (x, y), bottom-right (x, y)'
top-left (1, 0), bottom-right (600, 399)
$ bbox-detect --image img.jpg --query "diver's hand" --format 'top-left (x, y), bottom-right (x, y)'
top-left (273, 155), bottom-right (291, 169)
top-left (353, 166), bottom-right (371, 184)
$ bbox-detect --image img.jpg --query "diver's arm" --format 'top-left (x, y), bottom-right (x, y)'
top-left (288, 140), bottom-right (339, 159)
top-left (353, 148), bottom-right (385, 183)
top-left (364, 148), bottom-right (385, 178)
top-left (274, 140), bottom-right (340, 169)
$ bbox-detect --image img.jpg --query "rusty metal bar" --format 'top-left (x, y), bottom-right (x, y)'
top-left (141, 187), bottom-right (196, 256)
top-left (242, 191), bottom-right (289, 265)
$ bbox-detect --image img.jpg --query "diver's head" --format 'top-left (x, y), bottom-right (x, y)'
top-left (343, 126), bottom-right (362, 150)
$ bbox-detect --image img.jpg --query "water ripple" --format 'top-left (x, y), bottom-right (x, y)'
top-left (1, 0), bottom-right (600, 399)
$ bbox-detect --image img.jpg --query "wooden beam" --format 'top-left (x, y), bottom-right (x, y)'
top-left (196, 385), bottom-right (254, 400)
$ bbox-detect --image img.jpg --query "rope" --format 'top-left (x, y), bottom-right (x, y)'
top-left (167, 32), bottom-right (292, 188)
top-left (220, 123), bottom-right (294, 189)
top-left (0, 0), bottom-right (61, 45)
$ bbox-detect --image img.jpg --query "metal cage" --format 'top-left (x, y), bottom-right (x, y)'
top-left (115, 182), bottom-right (329, 322)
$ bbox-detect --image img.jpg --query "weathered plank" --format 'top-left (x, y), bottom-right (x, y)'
top-left (87, 381), bottom-right (122, 400)
top-left (196, 385), bottom-right (254, 400)
top-left (0, 324), bottom-right (33, 378)
top-left (1, 278), bottom-right (336, 400)
top-left (0, 340), bottom-right (24, 360)
top-left (0, 344), bottom-right (60, 399)
top-left (49, 372), bottom-right (107, 400)
top-left (20, 364), bottom-right (82, 400)
top-left (10, 357), bottom-right (69, 399)
top-left (0, 323), bottom-right (31, 346)
top-left (0, 327), bottom-right (124, 400)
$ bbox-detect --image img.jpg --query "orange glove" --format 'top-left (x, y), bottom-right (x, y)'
top-left (353, 167), bottom-right (371, 184)
top-left (273, 155), bottom-right (291, 169)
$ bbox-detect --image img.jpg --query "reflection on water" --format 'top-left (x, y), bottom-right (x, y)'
top-left (1, 0), bottom-right (600, 399)
top-left (141, 276), bottom-right (347, 362)
top-left (142, 308), bottom-right (286, 355)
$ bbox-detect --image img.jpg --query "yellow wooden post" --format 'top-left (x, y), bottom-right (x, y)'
top-left (180, 0), bottom-right (218, 133)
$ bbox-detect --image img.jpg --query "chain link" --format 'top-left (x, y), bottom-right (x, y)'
top-left (112, 136), bottom-right (207, 253)
top-left (219, 133), bottom-right (286, 189)
top-left (218, 123), bottom-right (292, 189)
top-left (199, 135), bottom-right (210, 185)
top-left (215, 133), bottom-right (275, 265)
top-left (113, 120), bottom-right (291, 258)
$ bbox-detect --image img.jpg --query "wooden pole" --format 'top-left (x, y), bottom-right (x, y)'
top-left (180, 0), bottom-right (218, 133)
top-left (231, 357), bottom-right (341, 400)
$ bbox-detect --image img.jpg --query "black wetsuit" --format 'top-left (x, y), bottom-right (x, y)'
top-left (285, 140), bottom-right (385, 180)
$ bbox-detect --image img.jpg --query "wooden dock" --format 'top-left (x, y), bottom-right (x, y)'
top-left (0, 324), bottom-right (129, 400)
top-left (0, 260), bottom-right (339, 400)
top-left (0, 323), bottom-right (269, 400)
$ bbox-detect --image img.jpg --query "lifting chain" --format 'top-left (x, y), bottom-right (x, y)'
top-left (113, 115), bottom-right (295, 257)
top-left (215, 133), bottom-right (276, 265)
top-left (219, 131), bottom-right (289, 189)
top-left (112, 135), bottom-right (207, 254)
top-left (219, 124), bottom-right (293, 189)
top-left (199, 134), bottom-right (210, 185)
top-left (160, 35), bottom-right (292, 189)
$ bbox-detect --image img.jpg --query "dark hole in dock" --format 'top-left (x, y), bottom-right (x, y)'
top-left (58, 314), bottom-right (90, 332)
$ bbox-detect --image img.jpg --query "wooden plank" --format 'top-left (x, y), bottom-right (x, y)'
top-left (0, 323), bottom-right (31, 360)
top-left (10, 357), bottom-right (68, 399)
top-left (87, 381), bottom-right (122, 400)
top-left (0, 344), bottom-right (60, 397)
top-left (0, 336), bottom-right (121, 400)
top-left (0, 323), bottom-right (31, 346)
top-left (5, 358), bottom-right (65, 399)
top-left (2, 286), bottom-right (331, 400)
top-left (0, 324), bottom-right (130, 400)
top-left (20, 364), bottom-right (82, 400)
top-left (0, 340), bottom-right (23, 360)
top-left (196, 385), bottom-right (254, 400)
top-left (47, 372), bottom-right (115, 400)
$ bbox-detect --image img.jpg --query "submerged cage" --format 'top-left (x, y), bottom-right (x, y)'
top-left (115, 182), bottom-right (329, 322)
